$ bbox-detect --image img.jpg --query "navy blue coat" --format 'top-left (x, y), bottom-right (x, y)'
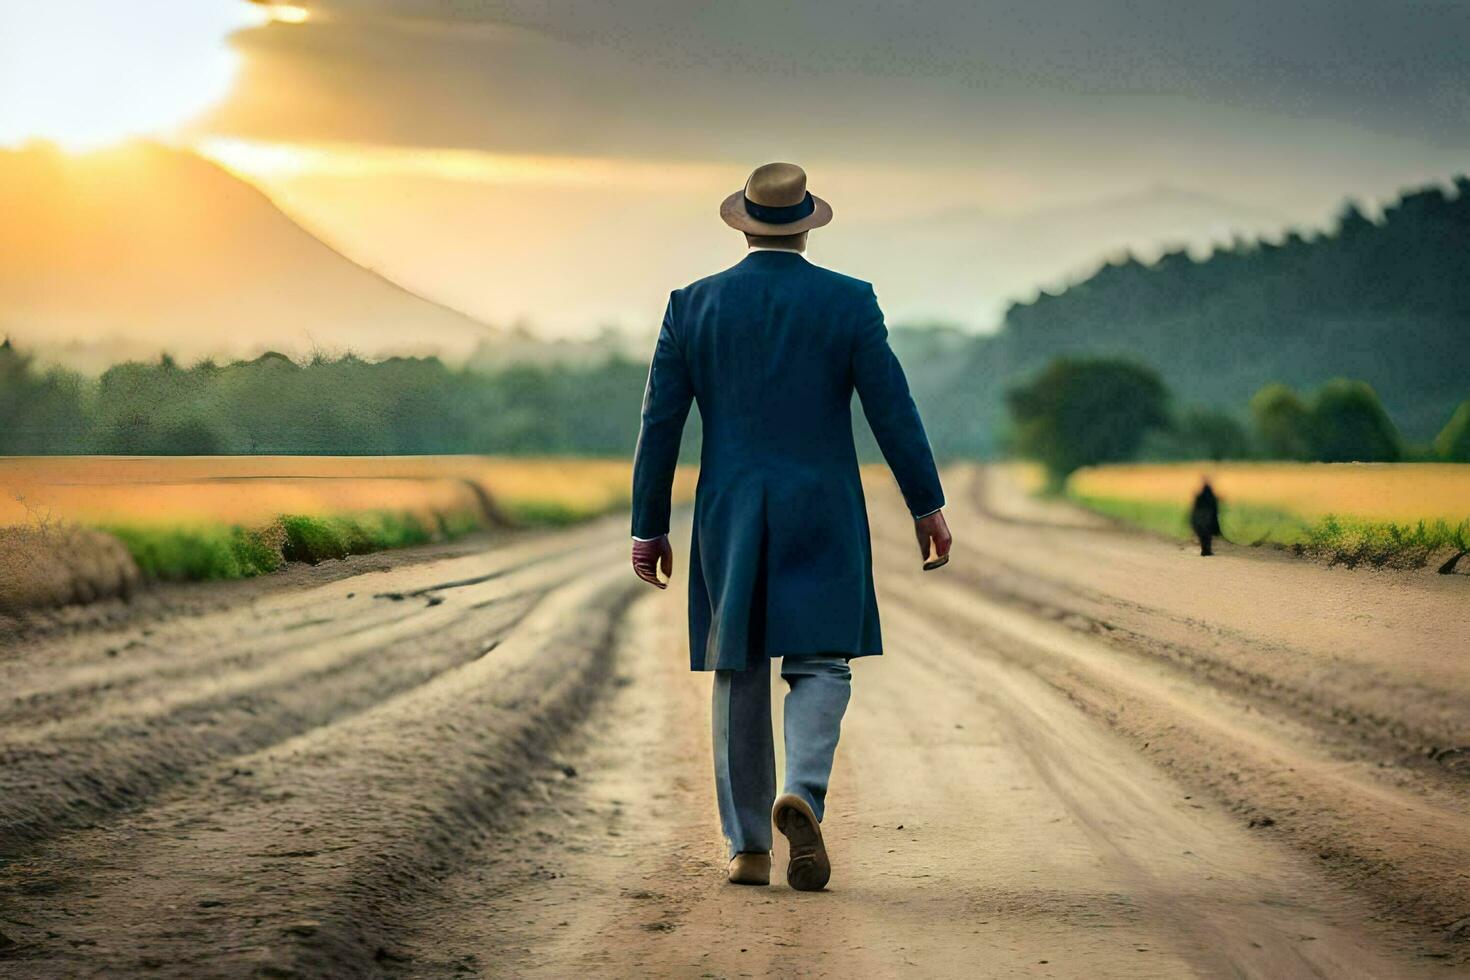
top-left (631, 250), bottom-right (945, 671)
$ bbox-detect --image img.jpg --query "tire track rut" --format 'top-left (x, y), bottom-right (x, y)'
top-left (0, 536), bottom-right (617, 855)
top-left (0, 521), bottom-right (642, 978)
top-left (878, 467), bottom-right (1470, 958)
top-left (872, 468), bottom-right (1469, 779)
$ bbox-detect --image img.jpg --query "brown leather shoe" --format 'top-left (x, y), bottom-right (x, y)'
top-left (727, 851), bottom-right (771, 885)
top-left (773, 793), bottom-right (831, 891)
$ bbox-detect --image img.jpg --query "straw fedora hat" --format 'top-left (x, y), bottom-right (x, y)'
top-left (720, 162), bottom-right (833, 235)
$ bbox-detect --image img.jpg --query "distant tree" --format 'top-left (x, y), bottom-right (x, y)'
top-left (1250, 384), bottom-right (1313, 460)
top-left (156, 420), bottom-right (222, 455)
top-left (1139, 408), bottom-right (1251, 462)
top-left (1006, 357), bottom-right (1170, 487)
top-left (96, 412), bottom-right (160, 454)
top-left (1177, 407), bottom-right (1252, 460)
top-left (0, 340), bottom-right (90, 453)
top-left (1307, 379), bottom-right (1401, 462)
top-left (1335, 201), bottom-right (1377, 239)
top-left (1433, 401), bottom-right (1470, 461)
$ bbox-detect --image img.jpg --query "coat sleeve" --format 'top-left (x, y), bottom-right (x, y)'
top-left (631, 294), bottom-right (695, 539)
top-left (852, 285), bottom-right (946, 519)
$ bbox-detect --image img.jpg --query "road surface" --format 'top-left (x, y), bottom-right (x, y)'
top-left (1, 467), bottom-right (1466, 978)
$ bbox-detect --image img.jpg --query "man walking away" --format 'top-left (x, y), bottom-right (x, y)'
top-left (629, 162), bottom-right (953, 891)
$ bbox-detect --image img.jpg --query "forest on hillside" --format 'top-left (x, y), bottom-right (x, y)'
top-left (922, 176), bottom-right (1470, 456)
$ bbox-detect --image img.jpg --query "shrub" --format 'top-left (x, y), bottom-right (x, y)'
top-left (1307, 379), bottom-right (1401, 462)
top-left (1433, 401), bottom-right (1470, 461)
top-left (1250, 384), bottom-right (1312, 460)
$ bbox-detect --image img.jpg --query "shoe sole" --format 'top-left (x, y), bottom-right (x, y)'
top-left (773, 794), bottom-right (830, 892)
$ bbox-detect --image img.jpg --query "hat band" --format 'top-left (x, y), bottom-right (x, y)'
top-left (743, 191), bottom-right (814, 225)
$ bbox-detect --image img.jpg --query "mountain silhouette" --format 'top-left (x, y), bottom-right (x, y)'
top-left (0, 141), bottom-right (495, 369)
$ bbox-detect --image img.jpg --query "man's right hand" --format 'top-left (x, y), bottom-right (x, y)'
top-left (632, 534), bottom-right (673, 589)
top-left (915, 510), bottom-right (952, 566)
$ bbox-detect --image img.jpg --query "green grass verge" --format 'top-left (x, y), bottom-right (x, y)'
top-left (99, 491), bottom-right (636, 585)
top-left (1068, 494), bottom-right (1312, 546)
top-left (499, 498), bottom-right (627, 527)
top-left (1300, 513), bottom-right (1470, 568)
top-left (279, 512), bottom-right (435, 564)
top-left (102, 508), bottom-right (486, 583)
top-left (103, 523), bottom-right (287, 581)
top-left (1068, 492), bottom-right (1470, 569)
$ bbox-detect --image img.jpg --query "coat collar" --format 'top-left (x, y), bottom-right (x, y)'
top-left (738, 248), bottom-right (808, 268)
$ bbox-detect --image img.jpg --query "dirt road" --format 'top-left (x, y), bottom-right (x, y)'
top-left (1, 467), bottom-right (1466, 978)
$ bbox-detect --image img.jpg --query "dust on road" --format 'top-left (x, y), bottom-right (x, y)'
top-left (1, 468), bottom-right (1465, 977)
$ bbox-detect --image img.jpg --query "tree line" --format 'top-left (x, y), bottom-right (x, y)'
top-left (1007, 355), bottom-right (1470, 486)
top-left (925, 175), bottom-right (1470, 457)
top-left (0, 340), bottom-right (670, 457)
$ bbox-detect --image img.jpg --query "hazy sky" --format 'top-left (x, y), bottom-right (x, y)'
top-left (6, 1), bottom-right (1469, 337)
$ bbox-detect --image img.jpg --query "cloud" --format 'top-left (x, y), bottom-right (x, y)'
top-left (202, 0), bottom-right (1470, 157)
top-left (180, 1), bottom-right (1470, 337)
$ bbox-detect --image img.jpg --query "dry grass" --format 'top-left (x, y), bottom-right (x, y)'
top-left (0, 523), bottom-right (141, 613)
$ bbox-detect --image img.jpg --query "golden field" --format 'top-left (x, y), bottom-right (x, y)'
top-left (1069, 462), bottom-right (1470, 525)
top-left (0, 456), bottom-right (697, 530)
top-left (0, 456), bottom-right (700, 604)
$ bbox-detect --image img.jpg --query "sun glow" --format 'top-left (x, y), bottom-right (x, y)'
top-left (197, 137), bottom-right (732, 190)
top-left (259, 4), bottom-right (311, 25)
top-left (0, 1), bottom-right (303, 151)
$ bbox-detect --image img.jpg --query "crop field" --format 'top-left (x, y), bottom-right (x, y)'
top-left (1067, 461), bottom-right (1470, 568)
top-left (0, 456), bottom-right (689, 527)
top-left (0, 456), bottom-right (696, 592)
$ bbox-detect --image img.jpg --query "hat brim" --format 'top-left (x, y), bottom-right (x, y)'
top-left (720, 189), bottom-right (833, 235)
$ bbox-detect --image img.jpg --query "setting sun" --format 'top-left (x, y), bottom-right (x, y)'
top-left (0, 1), bottom-right (299, 151)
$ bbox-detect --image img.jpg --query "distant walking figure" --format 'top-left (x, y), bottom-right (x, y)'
top-left (629, 162), bottom-right (952, 891)
top-left (1191, 480), bottom-right (1222, 556)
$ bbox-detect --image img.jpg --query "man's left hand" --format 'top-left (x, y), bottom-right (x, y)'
top-left (915, 510), bottom-right (953, 565)
top-left (632, 534), bottom-right (673, 589)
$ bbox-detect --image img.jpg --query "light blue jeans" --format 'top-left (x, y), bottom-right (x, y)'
top-left (712, 655), bottom-right (852, 857)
